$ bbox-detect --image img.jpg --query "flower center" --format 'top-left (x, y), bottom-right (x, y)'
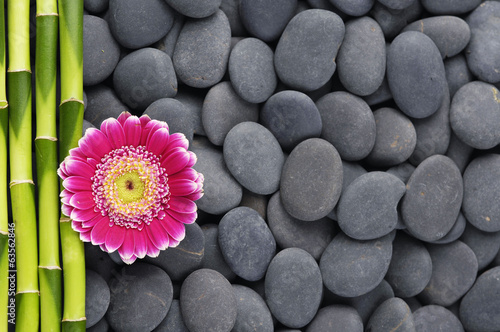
top-left (115, 172), bottom-right (145, 204)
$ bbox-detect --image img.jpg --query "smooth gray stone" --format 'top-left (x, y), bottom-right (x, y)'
top-left (363, 75), bottom-right (393, 106)
top-left (86, 270), bottom-right (110, 328)
top-left (231, 285), bottom-right (274, 332)
top-left (113, 48), bottom-right (177, 111)
top-left (320, 233), bottom-right (392, 297)
top-left (460, 222), bottom-right (500, 270)
top-left (165, 0), bottom-right (221, 18)
top-left (228, 38), bottom-right (277, 103)
top-left (450, 81), bottom-right (500, 149)
top-left (84, 0), bottom-right (108, 14)
top-left (414, 305), bottom-right (464, 332)
top-left (347, 280), bottom-right (395, 325)
top-left (403, 16), bottom-right (470, 59)
top-left (220, 0), bottom-right (246, 37)
top-left (143, 98), bottom-right (194, 143)
top-left (153, 300), bottom-right (189, 332)
top-left (239, 0), bottom-right (297, 42)
top-left (267, 191), bottom-right (336, 260)
top-left (329, 0), bottom-right (375, 16)
top-left (82, 119), bottom-right (96, 134)
top-left (385, 232), bottom-right (432, 298)
top-left (370, 1), bottom-right (423, 39)
top-left (218, 207), bottom-right (276, 281)
top-left (107, 263), bottom-right (173, 332)
top-left (223, 122), bottom-right (285, 195)
top-left (84, 242), bottom-right (119, 283)
top-left (200, 224), bottom-right (236, 281)
top-left (338, 172), bottom-right (405, 240)
top-left (317, 91), bottom-right (376, 161)
top-left (84, 84), bottom-right (129, 127)
top-left (419, 241), bottom-right (478, 306)
top-left (108, 0), bottom-right (174, 49)
top-left (445, 132), bottom-right (474, 174)
top-left (274, 9), bottom-right (344, 92)
top-left (401, 155), bottom-right (463, 242)
top-left (86, 318), bottom-right (109, 332)
top-left (409, 87), bottom-right (451, 166)
top-left (466, 2), bottom-right (500, 83)
top-left (444, 54), bottom-right (474, 99)
top-left (430, 213), bottom-right (467, 244)
top-left (180, 269), bottom-right (237, 332)
top-left (377, 0), bottom-right (415, 10)
top-left (421, 0), bottom-right (481, 14)
top-left (156, 12), bottom-right (185, 59)
top-left (386, 162), bottom-right (415, 183)
top-left (462, 154), bottom-right (500, 232)
top-left (366, 107), bottom-right (416, 167)
top-left (261, 90), bottom-right (322, 152)
top-left (239, 188), bottom-right (268, 220)
top-left (387, 31), bottom-right (446, 119)
top-left (83, 15), bottom-right (120, 86)
top-left (280, 138), bottom-right (343, 221)
top-left (460, 266), bottom-right (500, 332)
top-left (174, 86), bottom-right (206, 137)
top-left (366, 298), bottom-right (415, 332)
top-left (173, 10), bottom-right (231, 88)
top-left (305, 305), bottom-right (363, 332)
top-left (337, 16), bottom-right (385, 96)
top-left (144, 223), bottom-right (204, 281)
top-left (202, 81), bottom-right (259, 146)
top-left (265, 248), bottom-right (323, 328)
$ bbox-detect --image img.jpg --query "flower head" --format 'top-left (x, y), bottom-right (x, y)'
top-left (58, 112), bottom-right (203, 264)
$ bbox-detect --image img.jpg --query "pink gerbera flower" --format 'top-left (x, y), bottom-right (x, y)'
top-left (58, 112), bottom-right (203, 264)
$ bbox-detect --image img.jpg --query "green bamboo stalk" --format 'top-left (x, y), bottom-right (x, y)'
top-left (7, 0), bottom-right (39, 331)
top-left (58, 0), bottom-right (86, 330)
top-left (35, 0), bottom-right (61, 331)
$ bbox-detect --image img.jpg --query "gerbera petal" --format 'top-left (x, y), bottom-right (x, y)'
top-left (140, 118), bottom-right (159, 146)
top-left (57, 163), bottom-right (68, 179)
top-left (169, 237), bottom-right (180, 248)
top-left (186, 151), bottom-right (197, 168)
top-left (63, 176), bottom-right (92, 192)
top-left (101, 118), bottom-right (126, 149)
top-left (167, 209), bottom-right (197, 224)
top-left (133, 230), bottom-right (148, 259)
top-left (117, 111), bottom-right (132, 126)
top-left (71, 207), bottom-right (99, 222)
top-left (169, 179), bottom-right (198, 196)
top-left (90, 216), bottom-right (111, 245)
top-left (121, 255), bottom-right (137, 265)
top-left (123, 115), bottom-right (142, 147)
top-left (184, 191), bottom-right (204, 201)
top-left (165, 133), bottom-right (189, 151)
top-left (60, 189), bottom-right (72, 201)
top-left (79, 129), bottom-right (112, 160)
top-left (118, 229), bottom-right (135, 261)
top-left (69, 191), bottom-right (95, 210)
top-left (80, 230), bottom-right (92, 242)
top-left (146, 220), bottom-right (169, 250)
top-left (140, 114), bottom-right (151, 128)
top-left (161, 148), bottom-right (190, 175)
top-left (146, 127), bottom-right (170, 156)
top-left (146, 239), bottom-right (161, 257)
top-left (72, 221), bottom-right (85, 232)
top-left (82, 214), bottom-right (102, 228)
top-left (69, 147), bottom-right (86, 159)
top-left (159, 215), bottom-right (186, 241)
top-left (169, 168), bottom-right (199, 182)
top-left (61, 204), bottom-right (73, 217)
top-left (63, 157), bottom-right (96, 179)
top-left (168, 196), bottom-right (197, 213)
top-left (105, 225), bottom-right (126, 252)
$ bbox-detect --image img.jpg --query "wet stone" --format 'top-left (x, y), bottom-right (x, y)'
top-left (231, 285), bottom-right (274, 332)
top-left (180, 269), bottom-right (237, 332)
top-left (106, 263), bottom-right (173, 332)
top-left (387, 31), bottom-right (446, 119)
top-left (218, 207), bottom-right (276, 281)
top-left (223, 122), bottom-right (285, 195)
top-left (337, 17), bottom-right (385, 96)
top-left (413, 305), bottom-right (464, 332)
top-left (460, 266), bottom-right (500, 332)
top-left (239, 0), bottom-right (297, 42)
top-left (385, 232), bottom-right (432, 298)
top-left (202, 81), bottom-right (259, 146)
top-left (365, 107), bottom-right (416, 167)
top-left (329, 0), bottom-right (375, 16)
top-left (108, 0), bottom-right (174, 49)
top-left (200, 224), bottom-right (236, 282)
top-left (274, 9), bottom-right (345, 91)
top-left (366, 298), bottom-right (415, 332)
top-left (420, 0), bottom-right (481, 15)
top-left (191, 137), bottom-right (242, 215)
top-left (228, 38), bottom-right (277, 103)
top-left (419, 241), bottom-right (478, 306)
top-left (430, 213), bottom-right (467, 245)
top-left (113, 48), bottom-right (177, 111)
top-left (143, 98), bottom-right (194, 143)
top-left (450, 81), bottom-right (500, 150)
top-left (444, 54), bottom-right (474, 99)
top-left (173, 10), bottom-right (231, 88)
top-left (83, 15), bottom-right (120, 86)
top-left (267, 191), bottom-right (336, 260)
top-left (261, 90), bottom-right (322, 152)
top-left (316, 91), bottom-right (376, 161)
top-left (462, 154), bottom-right (500, 232)
top-left (86, 270), bottom-right (110, 329)
top-left (346, 280), bottom-right (395, 325)
top-left (164, 0), bottom-right (221, 18)
top-left (144, 223), bottom-right (204, 282)
top-left (280, 138), bottom-right (343, 221)
top-left (153, 299), bottom-right (188, 332)
top-left (84, 84), bottom-right (129, 128)
top-left (265, 248), bottom-right (323, 328)
top-left (401, 155), bottom-right (463, 242)
top-left (337, 172), bottom-right (405, 240)
top-left (460, 222), bottom-right (500, 270)
top-left (320, 232), bottom-right (393, 297)
top-left (370, 1), bottom-right (423, 40)
top-left (305, 305), bottom-right (363, 332)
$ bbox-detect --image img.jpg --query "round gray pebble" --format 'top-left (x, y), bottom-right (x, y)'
top-left (174, 86), bottom-right (206, 136)
top-left (153, 300), bottom-right (188, 332)
top-left (365, 297), bottom-right (415, 332)
top-left (231, 285), bottom-right (274, 332)
top-left (413, 305), bottom-right (464, 332)
top-left (218, 207), bottom-right (276, 281)
top-left (377, 0), bottom-right (415, 10)
top-left (420, 0), bottom-right (481, 15)
top-left (430, 212), bottom-right (467, 244)
top-left (86, 269), bottom-right (110, 328)
top-left (330, 0), bottom-right (375, 16)
top-left (164, 0), bottom-right (221, 18)
top-left (143, 98), bottom-right (194, 143)
top-left (346, 280), bottom-right (395, 325)
top-left (280, 138), bottom-right (343, 221)
top-left (305, 305), bottom-right (363, 332)
top-left (84, 0), bottom-right (108, 14)
top-left (444, 54), bottom-right (474, 99)
top-left (84, 84), bottom-right (129, 127)
top-left (180, 269), bottom-right (237, 332)
top-left (223, 122), bottom-right (285, 195)
top-left (460, 221), bottom-right (500, 270)
top-left (370, 1), bottom-right (423, 40)
top-left (201, 224), bottom-right (236, 281)
top-left (265, 248), bottom-right (323, 328)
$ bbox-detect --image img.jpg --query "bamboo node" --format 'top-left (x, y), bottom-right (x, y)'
top-left (0, 101), bottom-right (8, 109)
top-left (0, 229), bottom-right (8, 236)
top-left (7, 68), bottom-right (32, 74)
top-left (39, 265), bottom-right (62, 270)
top-left (36, 12), bottom-right (59, 17)
top-left (16, 290), bottom-right (40, 295)
top-left (35, 135), bottom-right (58, 142)
top-left (9, 179), bottom-right (35, 188)
top-left (59, 217), bottom-right (72, 223)
top-left (60, 97), bottom-right (84, 106)
top-left (62, 317), bottom-right (87, 322)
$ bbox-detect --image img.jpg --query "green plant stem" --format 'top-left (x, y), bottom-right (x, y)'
top-left (8, 1), bottom-right (39, 331)
top-left (58, 0), bottom-right (86, 330)
top-left (36, 0), bottom-right (61, 331)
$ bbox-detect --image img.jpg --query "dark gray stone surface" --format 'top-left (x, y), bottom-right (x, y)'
top-left (220, 0), bottom-right (246, 37)
top-left (365, 297), bottom-right (415, 332)
top-left (329, 0), bottom-right (375, 16)
top-left (445, 132), bottom-right (474, 174)
top-left (84, 84), bottom-right (129, 128)
top-left (305, 305), bottom-right (363, 332)
top-left (165, 0), bottom-right (221, 18)
top-left (143, 98), bottom-right (194, 143)
top-left (174, 86), bottom-right (206, 136)
top-left (377, 0), bottom-right (415, 10)
top-left (84, 0), bottom-right (108, 14)
top-left (370, 1), bottom-right (423, 39)
top-left (346, 280), bottom-right (395, 325)
top-left (156, 12), bottom-right (185, 59)
top-left (413, 305), bottom-right (464, 332)
top-left (200, 224), bottom-right (236, 282)
top-left (444, 54), bottom-right (474, 99)
top-left (421, 0), bottom-right (481, 14)
top-left (153, 300), bottom-right (189, 332)
top-left (86, 270), bottom-right (110, 328)
top-left (231, 285), bottom-right (274, 332)
top-left (430, 213), bottom-right (467, 244)
top-left (460, 222), bottom-right (500, 270)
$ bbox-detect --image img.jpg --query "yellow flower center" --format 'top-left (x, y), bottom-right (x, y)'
top-left (114, 171), bottom-right (145, 204)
